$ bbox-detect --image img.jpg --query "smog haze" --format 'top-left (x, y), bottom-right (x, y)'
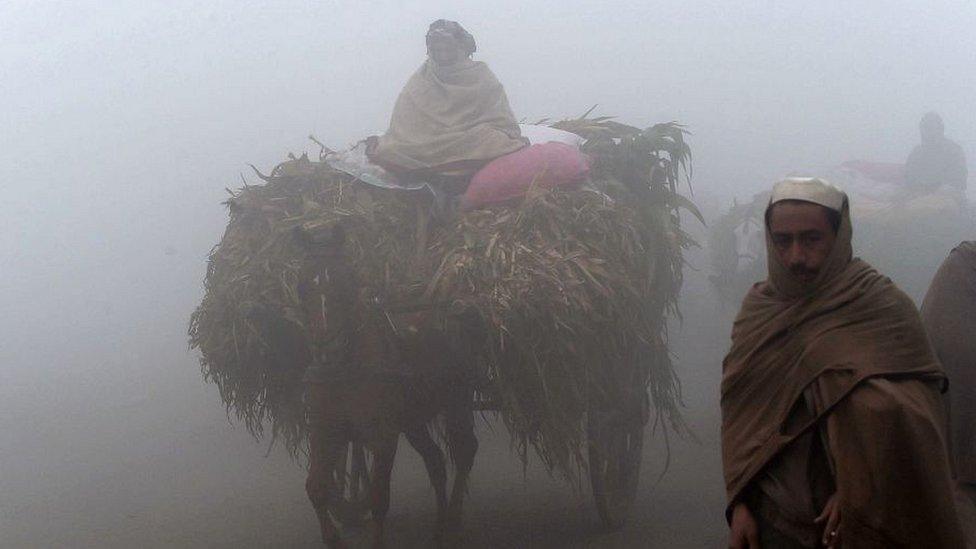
top-left (2, 1), bottom-right (973, 547)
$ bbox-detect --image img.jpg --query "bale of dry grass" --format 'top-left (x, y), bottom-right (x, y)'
top-left (189, 117), bottom-right (697, 475)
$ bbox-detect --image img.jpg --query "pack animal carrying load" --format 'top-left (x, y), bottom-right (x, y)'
top-left (708, 160), bottom-right (973, 302)
top-left (189, 116), bottom-right (698, 533)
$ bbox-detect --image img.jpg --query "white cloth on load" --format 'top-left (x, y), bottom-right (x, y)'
top-left (325, 141), bottom-right (428, 191)
top-left (517, 124), bottom-right (586, 148)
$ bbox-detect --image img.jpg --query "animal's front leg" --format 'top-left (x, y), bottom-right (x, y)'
top-left (365, 435), bottom-right (399, 549)
top-left (306, 389), bottom-right (346, 547)
top-left (306, 433), bottom-right (346, 547)
top-left (405, 426), bottom-right (448, 528)
top-left (444, 386), bottom-right (478, 540)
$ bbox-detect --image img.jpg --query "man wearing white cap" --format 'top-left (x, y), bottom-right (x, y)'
top-left (722, 178), bottom-right (967, 547)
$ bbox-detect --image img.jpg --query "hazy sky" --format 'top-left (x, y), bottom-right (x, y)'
top-left (2, 0), bottom-right (974, 381)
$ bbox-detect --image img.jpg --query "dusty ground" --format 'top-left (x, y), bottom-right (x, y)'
top-left (0, 258), bottom-right (734, 548)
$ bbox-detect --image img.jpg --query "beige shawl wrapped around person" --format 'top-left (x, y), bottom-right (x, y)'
top-left (721, 179), bottom-right (967, 547)
top-left (368, 59), bottom-right (527, 178)
top-left (922, 241), bottom-right (976, 484)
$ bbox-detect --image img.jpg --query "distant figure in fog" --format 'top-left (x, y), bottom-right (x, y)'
top-left (904, 112), bottom-right (968, 192)
top-left (722, 177), bottom-right (967, 548)
top-left (922, 242), bottom-right (976, 502)
top-left (367, 19), bottom-right (526, 185)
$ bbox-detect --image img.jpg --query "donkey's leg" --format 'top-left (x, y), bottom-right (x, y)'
top-left (365, 434), bottom-right (398, 549)
top-left (444, 386), bottom-right (478, 535)
top-left (307, 427), bottom-right (347, 548)
top-left (405, 425), bottom-right (448, 528)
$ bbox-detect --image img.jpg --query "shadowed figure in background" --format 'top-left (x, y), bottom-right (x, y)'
top-left (722, 178), bottom-right (968, 548)
top-left (367, 19), bottom-right (526, 190)
top-left (904, 112), bottom-right (968, 194)
top-left (922, 242), bottom-right (976, 504)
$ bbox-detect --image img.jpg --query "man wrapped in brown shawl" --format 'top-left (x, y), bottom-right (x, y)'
top-left (722, 178), bottom-right (967, 548)
top-left (367, 20), bottom-right (526, 181)
top-left (922, 242), bottom-right (976, 494)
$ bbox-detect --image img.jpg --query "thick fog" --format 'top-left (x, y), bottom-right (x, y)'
top-left (2, 1), bottom-right (974, 547)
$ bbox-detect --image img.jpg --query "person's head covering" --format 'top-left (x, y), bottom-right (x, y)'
top-left (426, 19), bottom-right (477, 57)
top-left (769, 177), bottom-right (845, 212)
top-left (920, 111), bottom-right (945, 133)
top-left (764, 177), bottom-right (852, 298)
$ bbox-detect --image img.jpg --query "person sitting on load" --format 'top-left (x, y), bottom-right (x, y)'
top-left (367, 20), bottom-right (527, 190)
top-left (904, 112), bottom-right (968, 194)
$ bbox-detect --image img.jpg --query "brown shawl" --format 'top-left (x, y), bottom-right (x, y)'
top-left (922, 241), bottom-right (976, 484)
top-left (368, 59), bottom-right (526, 177)
top-left (721, 192), bottom-right (966, 546)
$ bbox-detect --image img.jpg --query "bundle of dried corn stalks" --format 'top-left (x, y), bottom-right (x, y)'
top-left (189, 117), bottom-right (697, 474)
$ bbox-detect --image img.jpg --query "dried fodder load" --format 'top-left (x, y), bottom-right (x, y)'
top-left (189, 117), bottom-right (698, 474)
top-left (426, 187), bottom-right (688, 473)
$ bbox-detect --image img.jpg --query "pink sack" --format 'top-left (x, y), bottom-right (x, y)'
top-left (461, 142), bottom-right (591, 211)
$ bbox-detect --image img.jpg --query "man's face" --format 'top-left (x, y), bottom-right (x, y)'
top-left (428, 36), bottom-right (461, 65)
top-left (768, 201), bottom-right (838, 283)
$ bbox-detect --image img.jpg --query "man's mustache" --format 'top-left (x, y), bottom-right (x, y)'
top-left (790, 264), bottom-right (819, 278)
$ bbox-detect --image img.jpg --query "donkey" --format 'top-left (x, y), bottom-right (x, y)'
top-left (296, 222), bottom-right (478, 548)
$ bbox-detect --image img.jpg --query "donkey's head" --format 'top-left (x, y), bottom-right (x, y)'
top-left (293, 221), bottom-right (358, 360)
top-left (294, 221), bottom-right (347, 265)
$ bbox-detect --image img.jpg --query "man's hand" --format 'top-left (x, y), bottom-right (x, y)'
top-left (729, 502), bottom-right (760, 549)
top-left (814, 493), bottom-right (841, 547)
